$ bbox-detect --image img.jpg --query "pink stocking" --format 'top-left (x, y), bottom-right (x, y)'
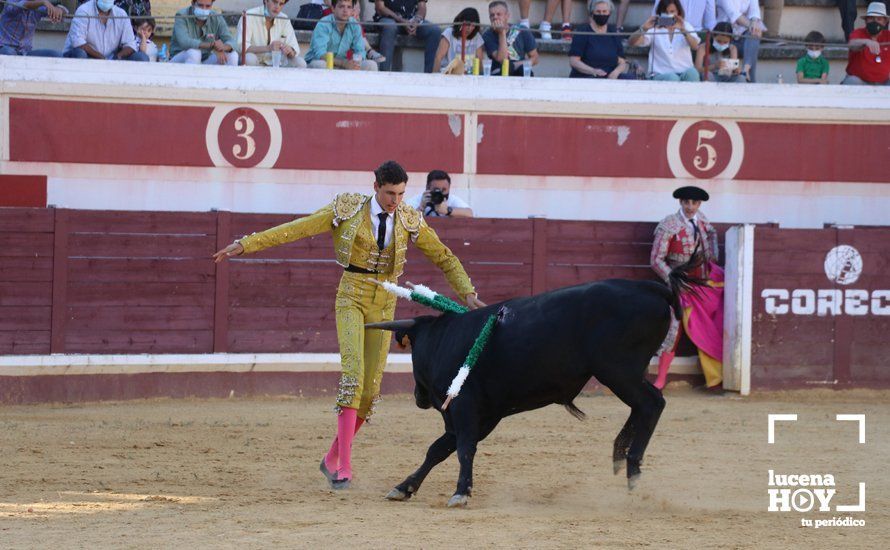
top-left (333, 408), bottom-right (359, 480)
top-left (654, 351), bottom-right (674, 390)
top-left (323, 415), bottom-right (365, 472)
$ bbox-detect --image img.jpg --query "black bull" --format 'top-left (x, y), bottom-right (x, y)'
top-left (366, 258), bottom-right (702, 507)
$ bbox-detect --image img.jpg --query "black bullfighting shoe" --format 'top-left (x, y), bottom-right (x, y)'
top-left (330, 477), bottom-right (351, 490)
top-left (320, 459), bottom-right (336, 483)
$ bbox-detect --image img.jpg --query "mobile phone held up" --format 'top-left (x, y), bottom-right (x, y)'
top-left (656, 14), bottom-right (675, 27)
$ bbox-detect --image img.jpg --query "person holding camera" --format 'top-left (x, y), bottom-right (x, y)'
top-left (630, 0), bottom-right (700, 81)
top-left (406, 170), bottom-right (474, 218)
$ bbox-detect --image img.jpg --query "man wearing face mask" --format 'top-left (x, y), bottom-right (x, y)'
top-left (842, 2), bottom-right (890, 85)
top-left (171, 0), bottom-right (238, 65)
top-left (63, 0), bottom-right (148, 61)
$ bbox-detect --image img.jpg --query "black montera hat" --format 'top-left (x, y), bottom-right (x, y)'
top-left (672, 186), bottom-right (710, 201)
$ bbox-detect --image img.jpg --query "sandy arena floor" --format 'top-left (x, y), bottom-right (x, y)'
top-left (1, 387), bottom-right (887, 549)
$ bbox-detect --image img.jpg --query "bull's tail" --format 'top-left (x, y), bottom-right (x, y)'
top-left (564, 401), bottom-right (586, 421)
top-left (666, 245), bottom-right (709, 320)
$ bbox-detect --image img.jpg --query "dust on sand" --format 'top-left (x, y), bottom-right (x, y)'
top-left (1, 388), bottom-right (887, 548)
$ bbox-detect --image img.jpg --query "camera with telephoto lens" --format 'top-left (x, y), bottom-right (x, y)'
top-left (428, 188), bottom-right (447, 206)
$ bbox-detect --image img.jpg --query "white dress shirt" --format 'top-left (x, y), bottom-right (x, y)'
top-left (651, 0), bottom-right (716, 32)
top-left (64, 2), bottom-right (137, 57)
top-left (370, 196), bottom-right (394, 248)
top-left (716, 0), bottom-right (764, 36)
top-left (640, 21), bottom-right (699, 75)
top-left (681, 209), bottom-right (701, 239)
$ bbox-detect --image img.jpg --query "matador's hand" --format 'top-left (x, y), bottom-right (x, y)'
top-left (466, 293), bottom-right (486, 310)
top-left (212, 242), bottom-right (244, 263)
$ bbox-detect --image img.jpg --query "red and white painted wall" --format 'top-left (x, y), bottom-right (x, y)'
top-left (2, 56), bottom-right (889, 228)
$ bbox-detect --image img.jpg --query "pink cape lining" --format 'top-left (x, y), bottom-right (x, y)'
top-left (679, 262), bottom-right (724, 361)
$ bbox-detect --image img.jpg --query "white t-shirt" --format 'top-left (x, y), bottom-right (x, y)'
top-left (370, 196), bottom-right (394, 247)
top-left (406, 192), bottom-right (471, 216)
top-left (439, 27), bottom-right (485, 70)
top-left (639, 21), bottom-right (699, 75)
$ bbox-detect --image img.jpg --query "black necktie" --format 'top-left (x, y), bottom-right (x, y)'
top-left (377, 212), bottom-right (388, 250)
top-left (690, 219), bottom-right (700, 242)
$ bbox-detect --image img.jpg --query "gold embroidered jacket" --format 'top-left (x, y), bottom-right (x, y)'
top-left (237, 193), bottom-right (476, 298)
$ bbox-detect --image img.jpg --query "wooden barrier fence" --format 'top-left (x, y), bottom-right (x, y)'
top-left (3, 208), bottom-right (714, 356)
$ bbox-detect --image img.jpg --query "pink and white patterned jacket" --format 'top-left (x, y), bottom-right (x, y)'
top-left (650, 210), bottom-right (719, 283)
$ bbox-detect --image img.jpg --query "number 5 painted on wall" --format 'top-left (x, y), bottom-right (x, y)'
top-left (693, 129), bottom-right (718, 172)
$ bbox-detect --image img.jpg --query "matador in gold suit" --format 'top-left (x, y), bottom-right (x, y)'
top-left (215, 161), bottom-right (478, 489)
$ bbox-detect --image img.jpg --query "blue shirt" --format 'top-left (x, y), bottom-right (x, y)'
top-left (481, 26), bottom-right (537, 75)
top-left (305, 14), bottom-right (365, 63)
top-left (0, 0), bottom-right (47, 54)
top-left (568, 24), bottom-right (625, 77)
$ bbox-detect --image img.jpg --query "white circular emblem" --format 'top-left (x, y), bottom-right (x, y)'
top-left (205, 105), bottom-right (282, 168)
top-left (666, 119), bottom-right (745, 180)
top-left (824, 245), bottom-right (863, 286)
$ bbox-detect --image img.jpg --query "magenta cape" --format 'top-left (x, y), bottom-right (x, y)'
top-left (679, 262), bottom-right (724, 361)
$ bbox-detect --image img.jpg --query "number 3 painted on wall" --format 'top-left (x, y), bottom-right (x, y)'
top-left (693, 129), bottom-right (718, 172)
top-left (205, 106), bottom-right (282, 168)
top-left (232, 115), bottom-right (256, 160)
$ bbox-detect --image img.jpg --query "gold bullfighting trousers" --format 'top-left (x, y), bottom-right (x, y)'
top-left (334, 270), bottom-right (398, 419)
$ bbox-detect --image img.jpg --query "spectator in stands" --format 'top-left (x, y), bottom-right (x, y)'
top-left (407, 170), bottom-right (474, 217)
top-left (373, 0), bottom-right (440, 72)
top-left (350, 0), bottom-right (387, 63)
top-left (171, 1), bottom-right (238, 65)
top-left (63, 0), bottom-right (148, 61)
top-left (569, 0), bottom-right (631, 79)
top-left (77, 0), bottom-right (151, 20)
top-left (694, 21), bottom-right (740, 81)
top-left (305, 0), bottom-right (377, 69)
top-left (834, 0), bottom-right (887, 41)
top-left (539, 0), bottom-right (573, 41)
top-left (630, 0), bottom-right (700, 81)
top-left (516, 0), bottom-right (531, 30)
top-left (238, 0), bottom-right (308, 67)
top-left (842, 2), bottom-right (890, 85)
top-left (76, 0), bottom-right (151, 31)
top-left (716, 0), bottom-right (764, 81)
top-left (483, 0), bottom-right (539, 76)
top-left (134, 16), bottom-right (158, 61)
top-left (0, 0), bottom-right (66, 57)
top-left (796, 30), bottom-right (829, 84)
top-left (432, 8), bottom-right (485, 72)
top-left (650, 0), bottom-right (716, 33)
top-left (293, 0), bottom-right (329, 30)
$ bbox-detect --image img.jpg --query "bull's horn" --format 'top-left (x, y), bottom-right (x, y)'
top-left (364, 319), bottom-right (416, 331)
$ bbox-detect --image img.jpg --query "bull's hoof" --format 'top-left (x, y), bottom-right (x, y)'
top-left (447, 494), bottom-right (469, 508)
top-left (613, 460), bottom-right (624, 475)
top-left (627, 473), bottom-right (641, 491)
top-left (385, 488), bottom-right (410, 501)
